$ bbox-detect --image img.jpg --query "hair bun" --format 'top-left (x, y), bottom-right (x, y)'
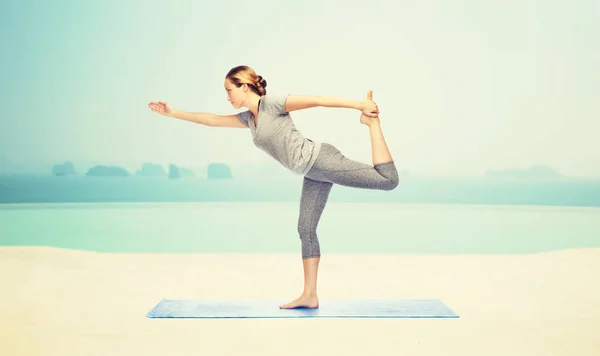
top-left (256, 75), bottom-right (267, 88)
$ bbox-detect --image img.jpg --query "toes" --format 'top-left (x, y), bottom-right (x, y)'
top-left (280, 302), bottom-right (297, 309)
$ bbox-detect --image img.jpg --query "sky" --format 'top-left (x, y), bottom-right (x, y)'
top-left (1, 0), bottom-right (599, 177)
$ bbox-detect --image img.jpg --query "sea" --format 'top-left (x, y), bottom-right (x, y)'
top-left (1, 175), bottom-right (599, 254)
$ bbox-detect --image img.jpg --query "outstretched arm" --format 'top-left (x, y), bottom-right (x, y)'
top-left (285, 94), bottom-right (378, 117)
top-left (285, 95), bottom-right (363, 112)
top-left (171, 110), bottom-right (247, 128)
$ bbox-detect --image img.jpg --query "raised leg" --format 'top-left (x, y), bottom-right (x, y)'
top-left (360, 90), bottom-right (394, 166)
top-left (305, 142), bottom-right (399, 191)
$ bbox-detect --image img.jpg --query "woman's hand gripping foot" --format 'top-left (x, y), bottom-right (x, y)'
top-left (360, 90), bottom-right (380, 127)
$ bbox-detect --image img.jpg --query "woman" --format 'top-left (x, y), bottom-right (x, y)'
top-left (148, 65), bottom-right (399, 309)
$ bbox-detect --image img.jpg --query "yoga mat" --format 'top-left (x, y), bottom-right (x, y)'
top-left (146, 299), bottom-right (460, 318)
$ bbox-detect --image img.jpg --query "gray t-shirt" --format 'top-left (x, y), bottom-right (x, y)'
top-left (237, 93), bottom-right (322, 176)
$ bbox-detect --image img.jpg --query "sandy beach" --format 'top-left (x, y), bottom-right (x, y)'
top-left (1, 246), bottom-right (599, 355)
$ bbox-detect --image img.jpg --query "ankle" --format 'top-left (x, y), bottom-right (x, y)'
top-left (367, 120), bottom-right (381, 130)
top-left (302, 290), bottom-right (318, 298)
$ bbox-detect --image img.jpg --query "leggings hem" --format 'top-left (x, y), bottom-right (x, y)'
top-left (302, 254), bottom-right (321, 259)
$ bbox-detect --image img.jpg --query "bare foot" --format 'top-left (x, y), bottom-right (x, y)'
top-left (360, 112), bottom-right (380, 127)
top-left (279, 294), bottom-right (319, 309)
top-left (360, 90), bottom-right (380, 127)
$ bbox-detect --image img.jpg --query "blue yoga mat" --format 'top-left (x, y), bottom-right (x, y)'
top-left (146, 299), bottom-right (459, 318)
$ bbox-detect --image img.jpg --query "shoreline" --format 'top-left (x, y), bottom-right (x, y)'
top-left (2, 201), bottom-right (600, 209)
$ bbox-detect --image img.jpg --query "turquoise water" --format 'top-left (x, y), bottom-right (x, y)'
top-left (1, 175), bottom-right (600, 207)
top-left (1, 202), bottom-right (599, 254)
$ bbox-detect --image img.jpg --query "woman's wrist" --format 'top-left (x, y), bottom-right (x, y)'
top-left (354, 101), bottom-right (365, 111)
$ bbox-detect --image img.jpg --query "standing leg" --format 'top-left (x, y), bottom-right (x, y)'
top-left (280, 176), bottom-right (333, 309)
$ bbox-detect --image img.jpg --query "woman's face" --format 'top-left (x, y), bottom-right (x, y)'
top-left (224, 79), bottom-right (246, 109)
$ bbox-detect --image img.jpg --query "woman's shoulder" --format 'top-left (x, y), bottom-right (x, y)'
top-left (261, 93), bottom-right (290, 115)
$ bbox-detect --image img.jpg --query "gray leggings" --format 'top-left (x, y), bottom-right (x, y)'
top-left (298, 143), bottom-right (399, 258)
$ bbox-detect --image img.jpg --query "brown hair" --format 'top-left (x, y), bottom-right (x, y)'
top-left (225, 65), bottom-right (267, 96)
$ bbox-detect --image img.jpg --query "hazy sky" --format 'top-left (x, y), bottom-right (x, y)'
top-left (2, 0), bottom-right (599, 177)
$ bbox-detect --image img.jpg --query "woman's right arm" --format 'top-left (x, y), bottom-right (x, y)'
top-left (171, 110), bottom-right (247, 128)
top-left (148, 101), bottom-right (247, 128)
top-left (170, 110), bottom-right (215, 126)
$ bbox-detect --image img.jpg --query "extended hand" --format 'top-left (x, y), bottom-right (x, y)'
top-left (148, 101), bottom-right (174, 117)
top-left (361, 90), bottom-right (379, 117)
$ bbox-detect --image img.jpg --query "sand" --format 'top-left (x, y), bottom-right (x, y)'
top-left (1, 246), bottom-right (599, 355)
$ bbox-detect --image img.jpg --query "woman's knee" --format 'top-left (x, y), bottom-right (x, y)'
top-left (374, 162), bottom-right (399, 190)
top-left (297, 222), bottom-right (315, 238)
top-left (385, 174), bottom-right (399, 190)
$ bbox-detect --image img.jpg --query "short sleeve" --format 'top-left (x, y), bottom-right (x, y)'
top-left (236, 110), bottom-right (252, 127)
top-left (261, 93), bottom-right (290, 115)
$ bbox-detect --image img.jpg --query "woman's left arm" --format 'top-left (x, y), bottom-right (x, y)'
top-left (285, 95), bottom-right (364, 113)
